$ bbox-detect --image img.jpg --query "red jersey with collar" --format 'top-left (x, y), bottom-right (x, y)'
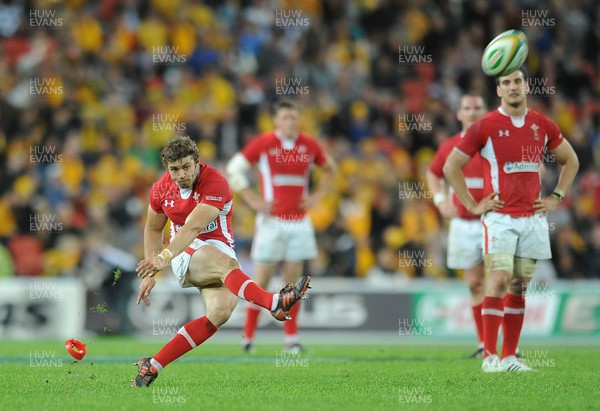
top-left (149, 164), bottom-right (235, 248)
top-left (429, 132), bottom-right (484, 220)
top-left (456, 108), bottom-right (564, 217)
top-left (241, 131), bottom-right (327, 220)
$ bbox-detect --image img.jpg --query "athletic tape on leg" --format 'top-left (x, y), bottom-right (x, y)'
top-left (514, 257), bottom-right (536, 278)
top-left (484, 253), bottom-right (514, 273)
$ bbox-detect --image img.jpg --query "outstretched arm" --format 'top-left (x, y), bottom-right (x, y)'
top-left (136, 206), bottom-right (167, 306)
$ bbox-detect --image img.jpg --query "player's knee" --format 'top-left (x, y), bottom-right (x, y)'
top-left (216, 253), bottom-right (239, 276)
top-left (486, 271), bottom-right (511, 292)
top-left (468, 277), bottom-right (485, 296)
top-left (206, 305), bottom-right (234, 328)
top-left (514, 257), bottom-right (536, 278)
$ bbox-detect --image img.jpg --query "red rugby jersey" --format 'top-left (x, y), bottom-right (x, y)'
top-left (241, 131), bottom-right (327, 220)
top-left (429, 132), bottom-right (484, 220)
top-left (456, 108), bottom-right (563, 217)
top-left (149, 164), bottom-right (235, 248)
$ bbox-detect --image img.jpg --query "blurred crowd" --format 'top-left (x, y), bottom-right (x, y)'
top-left (0, 0), bottom-right (599, 286)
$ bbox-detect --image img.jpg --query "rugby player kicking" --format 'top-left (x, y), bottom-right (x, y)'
top-left (132, 135), bottom-right (310, 387)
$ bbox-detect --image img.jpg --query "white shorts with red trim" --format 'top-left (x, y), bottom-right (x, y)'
top-left (170, 238), bottom-right (238, 288)
top-left (447, 218), bottom-right (483, 269)
top-left (481, 212), bottom-right (551, 260)
top-left (251, 214), bottom-right (318, 263)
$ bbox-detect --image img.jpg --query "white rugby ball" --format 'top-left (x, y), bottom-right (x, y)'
top-left (481, 29), bottom-right (528, 77)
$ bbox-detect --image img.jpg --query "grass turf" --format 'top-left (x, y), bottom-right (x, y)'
top-left (0, 337), bottom-right (598, 411)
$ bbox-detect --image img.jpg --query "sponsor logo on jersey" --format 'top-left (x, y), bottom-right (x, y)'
top-left (164, 200), bottom-right (175, 207)
top-left (498, 129), bottom-right (510, 137)
top-left (200, 220), bottom-right (218, 233)
top-left (204, 195), bottom-right (222, 202)
top-left (503, 161), bottom-right (540, 173)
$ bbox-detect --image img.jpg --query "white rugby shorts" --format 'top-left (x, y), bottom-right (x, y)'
top-left (251, 214), bottom-right (318, 263)
top-left (481, 212), bottom-right (551, 260)
top-left (447, 218), bottom-right (483, 269)
top-left (170, 238), bottom-right (238, 288)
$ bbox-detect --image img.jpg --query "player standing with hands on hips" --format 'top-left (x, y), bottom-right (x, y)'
top-left (427, 93), bottom-right (488, 358)
top-left (132, 135), bottom-right (311, 387)
top-left (443, 68), bottom-right (579, 372)
top-left (226, 100), bottom-right (336, 353)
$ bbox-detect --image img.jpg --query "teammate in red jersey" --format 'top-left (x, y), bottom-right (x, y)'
top-left (443, 69), bottom-right (579, 372)
top-left (226, 100), bottom-right (336, 352)
top-left (427, 93), bottom-right (487, 358)
top-left (132, 135), bottom-right (311, 387)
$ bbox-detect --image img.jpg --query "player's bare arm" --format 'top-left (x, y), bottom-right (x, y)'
top-left (444, 148), bottom-right (505, 215)
top-left (136, 203), bottom-right (220, 279)
top-left (425, 169), bottom-right (457, 219)
top-left (240, 187), bottom-right (272, 214)
top-left (533, 139), bottom-right (579, 215)
top-left (301, 155), bottom-right (336, 210)
top-left (136, 206), bottom-right (168, 305)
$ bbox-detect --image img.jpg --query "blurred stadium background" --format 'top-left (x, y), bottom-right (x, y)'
top-left (0, 0), bottom-right (598, 342)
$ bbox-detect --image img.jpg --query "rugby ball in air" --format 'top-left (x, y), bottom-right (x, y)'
top-left (481, 29), bottom-right (528, 77)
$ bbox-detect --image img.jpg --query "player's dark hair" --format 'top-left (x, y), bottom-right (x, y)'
top-left (495, 66), bottom-right (529, 85)
top-left (459, 92), bottom-right (487, 110)
top-left (273, 99), bottom-right (299, 115)
top-left (160, 135), bottom-right (199, 167)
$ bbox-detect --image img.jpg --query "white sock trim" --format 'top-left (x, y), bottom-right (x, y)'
top-left (150, 357), bottom-right (163, 372)
top-left (481, 308), bottom-right (504, 317)
top-left (178, 326), bottom-right (196, 348)
top-left (504, 307), bottom-right (525, 314)
top-left (238, 279), bottom-right (253, 300)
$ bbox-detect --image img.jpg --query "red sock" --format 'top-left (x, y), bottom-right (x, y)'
top-left (153, 316), bottom-right (217, 369)
top-left (243, 304), bottom-right (261, 342)
top-left (481, 296), bottom-right (504, 357)
top-left (283, 301), bottom-right (301, 343)
top-left (501, 293), bottom-right (526, 359)
top-left (472, 303), bottom-right (484, 346)
top-left (224, 268), bottom-right (275, 310)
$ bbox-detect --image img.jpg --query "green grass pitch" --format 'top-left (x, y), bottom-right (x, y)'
top-left (0, 337), bottom-right (598, 410)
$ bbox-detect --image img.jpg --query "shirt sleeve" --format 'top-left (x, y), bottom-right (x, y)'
top-left (199, 170), bottom-right (232, 211)
top-left (429, 140), bottom-right (452, 178)
top-left (149, 182), bottom-right (164, 214)
top-left (241, 136), bottom-right (263, 164)
top-left (312, 139), bottom-right (327, 166)
top-left (545, 117), bottom-right (564, 150)
top-left (456, 121), bottom-right (484, 158)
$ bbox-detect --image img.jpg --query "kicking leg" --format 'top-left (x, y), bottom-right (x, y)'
top-left (133, 286), bottom-right (236, 387)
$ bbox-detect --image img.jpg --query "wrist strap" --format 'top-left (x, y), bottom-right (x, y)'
top-left (433, 192), bottom-right (447, 207)
top-left (551, 191), bottom-right (564, 201)
top-left (158, 248), bottom-right (174, 263)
